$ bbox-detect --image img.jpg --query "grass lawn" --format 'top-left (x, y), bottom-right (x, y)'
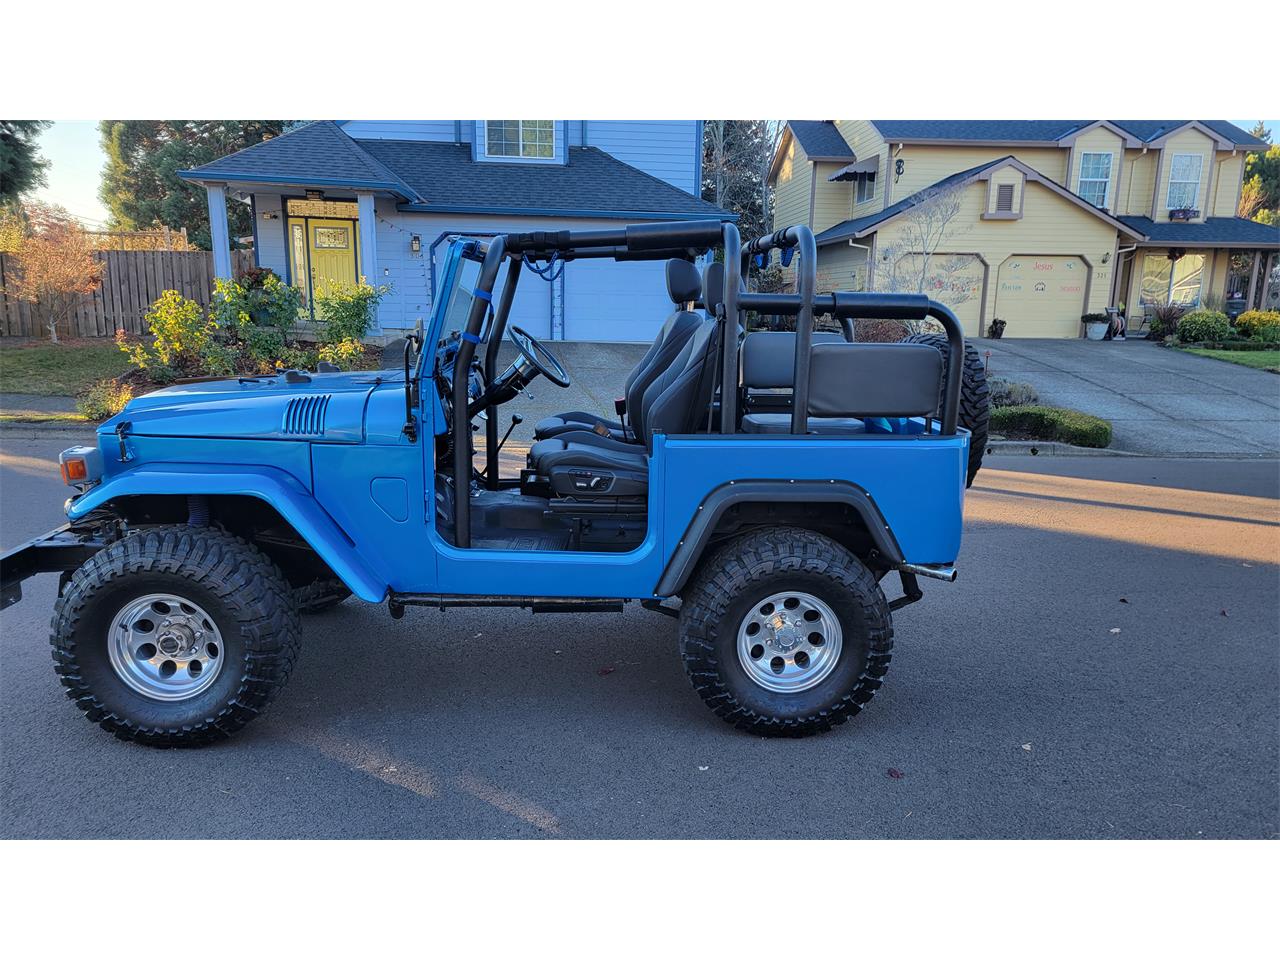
top-left (0, 339), bottom-right (131, 396)
top-left (1179, 347), bottom-right (1280, 373)
top-left (0, 411), bottom-right (88, 424)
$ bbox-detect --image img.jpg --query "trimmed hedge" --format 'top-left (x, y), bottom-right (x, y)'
top-left (990, 405), bottom-right (1112, 448)
top-left (1234, 310), bottom-right (1280, 339)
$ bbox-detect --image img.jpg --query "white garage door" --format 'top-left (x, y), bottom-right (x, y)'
top-left (563, 257), bottom-right (672, 342)
top-left (995, 256), bottom-right (1088, 338)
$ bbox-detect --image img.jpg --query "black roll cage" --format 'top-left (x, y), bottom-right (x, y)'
top-left (443, 220), bottom-right (965, 549)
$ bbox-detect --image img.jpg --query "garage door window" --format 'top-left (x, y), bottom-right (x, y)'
top-left (1140, 253), bottom-right (1204, 306)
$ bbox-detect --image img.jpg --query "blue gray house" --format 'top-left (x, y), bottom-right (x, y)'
top-left (179, 121), bottom-right (728, 341)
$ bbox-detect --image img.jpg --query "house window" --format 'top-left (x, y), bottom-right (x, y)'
top-left (996, 183), bottom-right (1015, 212)
top-left (856, 172), bottom-right (876, 204)
top-left (486, 120), bottom-right (554, 159)
top-left (1166, 154), bottom-right (1203, 210)
top-left (1140, 252), bottom-right (1205, 306)
top-left (1078, 152), bottom-right (1112, 208)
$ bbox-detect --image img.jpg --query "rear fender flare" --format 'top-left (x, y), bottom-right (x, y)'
top-left (655, 480), bottom-right (904, 597)
top-left (65, 463), bottom-right (386, 602)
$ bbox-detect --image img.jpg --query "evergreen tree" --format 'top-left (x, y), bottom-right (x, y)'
top-left (98, 121), bottom-right (292, 249)
top-left (0, 121), bottom-right (52, 205)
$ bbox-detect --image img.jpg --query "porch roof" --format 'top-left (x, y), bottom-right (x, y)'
top-left (1117, 216), bottom-right (1280, 249)
top-left (177, 121), bottom-right (422, 200)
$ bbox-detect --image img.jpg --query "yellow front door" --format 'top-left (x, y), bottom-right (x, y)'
top-left (287, 216), bottom-right (359, 309)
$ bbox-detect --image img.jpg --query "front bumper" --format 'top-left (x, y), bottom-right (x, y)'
top-left (1, 524), bottom-right (109, 610)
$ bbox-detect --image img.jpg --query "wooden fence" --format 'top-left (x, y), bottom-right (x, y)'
top-left (0, 249), bottom-right (254, 339)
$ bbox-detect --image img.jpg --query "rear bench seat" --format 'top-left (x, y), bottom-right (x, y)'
top-left (740, 335), bottom-right (942, 435)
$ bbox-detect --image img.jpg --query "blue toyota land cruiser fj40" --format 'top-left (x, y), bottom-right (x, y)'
top-left (2, 221), bottom-right (988, 746)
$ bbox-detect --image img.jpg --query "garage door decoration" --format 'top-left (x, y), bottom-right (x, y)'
top-left (996, 257), bottom-right (1088, 337)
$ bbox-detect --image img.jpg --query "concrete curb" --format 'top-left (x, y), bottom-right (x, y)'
top-left (0, 422), bottom-right (96, 441)
top-left (985, 439), bottom-right (1278, 460)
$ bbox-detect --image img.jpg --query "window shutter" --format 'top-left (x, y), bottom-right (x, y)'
top-left (996, 184), bottom-right (1015, 212)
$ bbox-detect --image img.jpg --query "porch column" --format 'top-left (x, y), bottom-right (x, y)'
top-left (356, 192), bottom-right (379, 331)
top-left (1245, 250), bottom-right (1262, 308)
top-left (206, 184), bottom-right (233, 279)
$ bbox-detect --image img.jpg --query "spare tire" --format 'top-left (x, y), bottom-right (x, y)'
top-left (903, 332), bottom-right (990, 487)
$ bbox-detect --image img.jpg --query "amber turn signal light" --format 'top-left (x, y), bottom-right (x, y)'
top-left (60, 458), bottom-right (88, 483)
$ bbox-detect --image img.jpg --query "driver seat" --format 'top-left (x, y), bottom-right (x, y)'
top-left (532, 259), bottom-right (704, 443)
top-left (526, 316), bottom-right (720, 499)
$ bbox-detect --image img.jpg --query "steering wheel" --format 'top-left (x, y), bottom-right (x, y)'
top-left (507, 325), bottom-right (571, 388)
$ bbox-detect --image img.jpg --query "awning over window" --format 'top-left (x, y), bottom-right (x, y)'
top-left (828, 156), bottom-right (880, 181)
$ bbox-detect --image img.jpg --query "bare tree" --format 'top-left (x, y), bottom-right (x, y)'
top-left (5, 203), bottom-right (104, 342)
top-left (702, 121), bottom-right (775, 240)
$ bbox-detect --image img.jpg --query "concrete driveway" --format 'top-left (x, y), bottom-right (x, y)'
top-left (977, 338), bottom-right (1280, 456)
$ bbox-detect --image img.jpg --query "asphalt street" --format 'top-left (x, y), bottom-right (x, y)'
top-left (1, 436), bottom-right (1277, 838)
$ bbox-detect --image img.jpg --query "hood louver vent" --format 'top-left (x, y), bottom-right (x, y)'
top-left (282, 394), bottom-right (332, 436)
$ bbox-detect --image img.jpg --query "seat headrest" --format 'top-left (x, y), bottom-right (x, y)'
top-left (666, 259), bottom-right (702, 305)
top-left (702, 262), bottom-right (725, 315)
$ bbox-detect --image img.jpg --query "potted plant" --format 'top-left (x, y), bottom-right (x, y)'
top-left (1081, 312), bottom-right (1110, 340)
top-left (986, 317), bottom-right (1006, 339)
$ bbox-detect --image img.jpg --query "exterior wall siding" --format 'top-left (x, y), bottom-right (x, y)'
top-left (895, 146), bottom-right (1069, 198)
top-left (583, 121), bottom-right (700, 193)
top-left (815, 242), bottom-right (867, 293)
top-left (812, 161), bottom-right (853, 233)
top-left (1121, 149), bottom-right (1157, 218)
top-left (1212, 153), bottom-right (1244, 218)
top-left (253, 194), bottom-right (288, 278)
top-left (772, 137), bottom-right (812, 233)
top-left (341, 121), bottom-right (458, 141)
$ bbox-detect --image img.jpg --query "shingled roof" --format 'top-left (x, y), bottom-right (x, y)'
top-left (785, 121), bottom-right (855, 160)
top-left (869, 120), bottom-right (1265, 148)
top-left (1117, 216), bottom-right (1280, 248)
top-left (178, 121), bottom-right (730, 221)
top-left (360, 140), bottom-right (728, 218)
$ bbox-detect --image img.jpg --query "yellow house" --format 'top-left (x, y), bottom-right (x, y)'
top-left (770, 120), bottom-right (1280, 337)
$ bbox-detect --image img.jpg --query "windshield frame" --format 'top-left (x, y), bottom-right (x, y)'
top-left (416, 237), bottom-right (490, 381)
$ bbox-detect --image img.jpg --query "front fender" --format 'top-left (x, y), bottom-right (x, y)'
top-left (66, 463), bottom-right (386, 603)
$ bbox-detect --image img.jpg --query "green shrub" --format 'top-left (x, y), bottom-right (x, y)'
top-left (1253, 324), bottom-right (1280, 344)
top-left (242, 325), bottom-right (285, 365)
top-left (990, 405), bottom-right (1112, 448)
top-left (988, 378), bottom-right (1039, 408)
top-left (315, 277), bottom-right (390, 343)
top-left (198, 340), bottom-right (241, 378)
top-left (121, 291), bottom-right (216, 371)
top-left (76, 378), bottom-right (134, 421)
top-left (1175, 310), bottom-right (1231, 343)
top-left (1234, 310), bottom-right (1280, 339)
top-left (210, 271), bottom-right (302, 336)
top-left (318, 336), bottom-right (367, 367)
top-left (1080, 312), bottom-right (1109, 324)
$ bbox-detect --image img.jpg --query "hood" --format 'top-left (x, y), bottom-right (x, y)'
top-left (101, 370), bottom-right (405, 442)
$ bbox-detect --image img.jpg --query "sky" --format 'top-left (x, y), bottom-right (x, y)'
top-left (30, 118), bottom-right (1280, 228)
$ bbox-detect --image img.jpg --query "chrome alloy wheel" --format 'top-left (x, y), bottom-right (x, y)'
top-left (736, 591), bottom-right (843, 693)
top-left (106, 593), bottom-right (225, 701)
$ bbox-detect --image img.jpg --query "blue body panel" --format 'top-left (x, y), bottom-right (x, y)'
top-left (67, 462), bottom-right (386, 603)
